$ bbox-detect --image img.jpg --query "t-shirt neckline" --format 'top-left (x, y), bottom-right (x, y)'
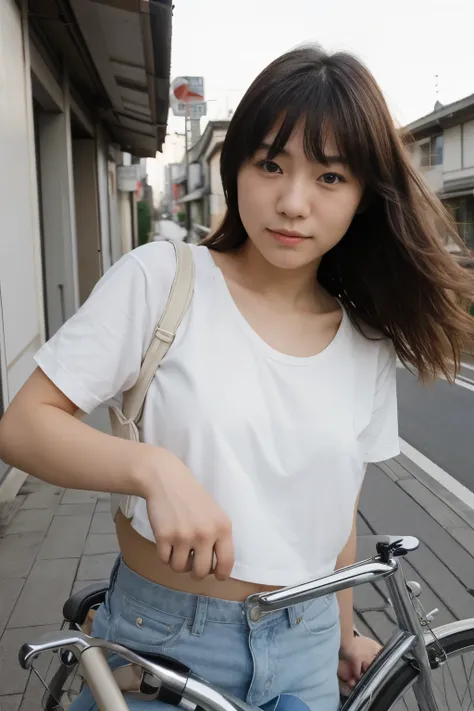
top-left (202, 245), bottom-right (347, 366)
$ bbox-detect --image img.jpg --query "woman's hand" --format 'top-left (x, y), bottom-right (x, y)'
top-left (140, 447), bottom-right (234, 581)
top-left (338, 635), bottom-right (382, 692)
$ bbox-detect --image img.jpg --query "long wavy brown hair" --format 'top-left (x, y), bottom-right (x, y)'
top-left (203, 46), bottom-right (474, 381)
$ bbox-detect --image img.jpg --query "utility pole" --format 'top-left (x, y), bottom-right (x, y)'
top-left (184, 102), bottom-right (192, 239)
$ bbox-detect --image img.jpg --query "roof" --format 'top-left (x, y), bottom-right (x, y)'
top-left (187, 120), bottom-right (231, 164)
top-left (439, 174), bottom-right (474, 200)
top-left (405, 92), bottom-right (474, 138)
top-left (29, 0), bottom-right (172, 156)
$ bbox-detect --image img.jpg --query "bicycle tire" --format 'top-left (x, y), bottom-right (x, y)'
top-left (366, 627), bottom-right (474, 710)
top-left (43, 657), bottom-right (79, 711)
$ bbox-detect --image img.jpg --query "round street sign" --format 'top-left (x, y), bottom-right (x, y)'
top-left (171, 76), bottom-right (205, 104)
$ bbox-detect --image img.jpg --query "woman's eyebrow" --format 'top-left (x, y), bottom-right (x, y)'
top-left (257, 142), bottom-right (289, 157)
top-left (256, 142), bottom-right (348, 166)
top-left (321, 154), bottom-right (348, 166)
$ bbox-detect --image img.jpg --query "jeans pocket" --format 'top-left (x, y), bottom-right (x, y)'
top-left (112, 593), bottom-right (188, 653)
top-left (301, 593), bottom-right (340, 637)
top-left (91, 601), bottom-right (112, 640)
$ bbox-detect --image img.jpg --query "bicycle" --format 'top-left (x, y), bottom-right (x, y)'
top-left (18, 535), bottom-right (474, 711)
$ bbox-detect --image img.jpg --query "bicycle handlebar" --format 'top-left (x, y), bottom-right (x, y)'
top-left (19, 630), bottom-right (244, 711)
top-left (20, 630), bottom-right (189, 694)
top-left (245, 556), bottom-right (398, 621)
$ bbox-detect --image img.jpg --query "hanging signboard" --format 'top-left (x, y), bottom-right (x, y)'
top-left (117, 165), bottom-right (140, 192)
top-left (170, 76), bottom-right (207, 118)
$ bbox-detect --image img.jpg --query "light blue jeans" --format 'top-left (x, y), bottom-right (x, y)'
top-left (70, 558), bottom-right (341, 711)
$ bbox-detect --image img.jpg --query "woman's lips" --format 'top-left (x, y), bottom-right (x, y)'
top-left (267, 229), bottom-right (308, 246)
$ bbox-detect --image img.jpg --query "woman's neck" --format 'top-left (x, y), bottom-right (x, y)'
top-left (213, 240), bottom-right (332, 314)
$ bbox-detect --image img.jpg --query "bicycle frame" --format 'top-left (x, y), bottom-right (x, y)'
top-left (341, 561), bottom-right (440, 711)
top-left (18, 536), bottom-right (449, 711)
top-left (246, 537), bottom-right (440, 711)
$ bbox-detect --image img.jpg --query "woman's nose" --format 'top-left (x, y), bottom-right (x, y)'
top-left (276, 180), bottom-right (311, 220)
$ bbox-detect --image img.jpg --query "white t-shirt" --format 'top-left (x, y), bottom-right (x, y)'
top-left (35, 241), bottom-right (400, 586)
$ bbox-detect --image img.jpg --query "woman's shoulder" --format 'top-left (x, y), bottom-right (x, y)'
top-left (127, 240), bottom-right (213, 283)
top-left (126, 239), bottom-right (183, 274)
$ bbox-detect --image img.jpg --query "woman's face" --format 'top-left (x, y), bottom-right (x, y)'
top-left (237, 122), bottom-right (364, 270)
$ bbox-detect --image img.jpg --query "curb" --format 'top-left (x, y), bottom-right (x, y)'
top-left (388, 443), bottom-right (474, 529)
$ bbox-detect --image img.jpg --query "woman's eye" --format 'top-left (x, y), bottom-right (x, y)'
top-left (319, 172), bottom-right (345, 185)
top-left (257, 160), bottom-right (282, 174)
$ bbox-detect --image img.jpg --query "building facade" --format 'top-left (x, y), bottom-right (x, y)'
top-left (177, 120), bottom-right (230, 240)
top-left (0, 0), bottom-right (172, 499)
top-left (407, 95), bottom-right (474, 252)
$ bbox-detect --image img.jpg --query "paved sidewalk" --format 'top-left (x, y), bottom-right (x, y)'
top-left (1, 419), bottom-right (474, 709)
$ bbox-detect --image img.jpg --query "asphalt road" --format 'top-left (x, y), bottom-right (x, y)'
top-left (397, 363), bottom-right (474, 492)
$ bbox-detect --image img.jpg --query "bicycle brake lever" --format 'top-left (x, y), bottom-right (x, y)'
top-left (376, 539), bottom-right (407, 563)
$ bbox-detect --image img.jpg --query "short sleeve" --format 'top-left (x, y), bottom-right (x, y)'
top-left (34, 242), bottom-right (175, 414)
top-left (358, 340), bottom-right (400, 463)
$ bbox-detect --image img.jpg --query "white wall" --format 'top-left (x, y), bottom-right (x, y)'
top-left (0, 0), bottom-right (45, 491)
top-left (444, 126), bottom-right (463, 172)
top-left (119, 191), bottom-right (133, 254)
top-left (0, 1), bottom-right (44, 403)
top-left (188, 162), bottom-right (202, 192)
top-left (412, 123), bottom-right (474, 191)
top-left (208, 150), bottom-right (226, 230)
top-left (462, 120), bottom-right (474, 169)
top-left (443, 123), bottom-right (474, 182)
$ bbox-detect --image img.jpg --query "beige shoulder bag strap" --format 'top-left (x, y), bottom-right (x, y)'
top-left (109, 239), bottom-right (194, 520)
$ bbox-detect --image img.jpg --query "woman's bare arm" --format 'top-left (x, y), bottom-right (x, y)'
top-left (0, 368), bottom-right (149, 496)
top-left (0, 368), bottom-right (234, 579)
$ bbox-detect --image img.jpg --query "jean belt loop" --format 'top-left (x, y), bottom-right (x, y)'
top-left (287, 602), bottom-right (304, 628)
top-left (191, 595), bottom-right (209, 637)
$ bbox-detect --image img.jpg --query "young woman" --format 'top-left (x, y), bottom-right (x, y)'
top-left (1, 46), bottom-right (473, 711)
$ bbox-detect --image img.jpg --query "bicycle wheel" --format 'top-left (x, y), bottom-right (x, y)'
top-left (367, 627), bottom-right (474, 711)
top-left (42, 653), bottom-right (81, 710)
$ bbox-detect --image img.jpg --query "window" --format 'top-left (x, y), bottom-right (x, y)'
top-left (420, 135), bottom-right (444, 168)
top-left (445, 196), bottom-right (474, 252)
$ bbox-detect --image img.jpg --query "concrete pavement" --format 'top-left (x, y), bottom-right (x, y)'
top-left (1, 411), bottom-right (474, 709)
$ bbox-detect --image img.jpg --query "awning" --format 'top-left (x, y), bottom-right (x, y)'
top-left (29, 0), bottom-right (172, 156)
top-left (178, 188), bottom-right (207, 204)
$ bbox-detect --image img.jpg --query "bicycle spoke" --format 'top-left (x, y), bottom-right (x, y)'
top-left (444, 653), bottom-right (463, 709)
top-left (429, 648), bottom-right (474, 711)
top-left (30, 663), bottom-right (65, 711)
top-left (459, 654), bottom-right (474, 710)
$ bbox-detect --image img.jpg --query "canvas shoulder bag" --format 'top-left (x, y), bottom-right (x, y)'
top-left (109, 239), bottom-right (195, 520)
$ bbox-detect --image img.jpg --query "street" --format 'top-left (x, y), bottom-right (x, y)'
top-left (154, 219), bottom-right (187, 242)
top-left (397, 362), bottom-right (474, 493)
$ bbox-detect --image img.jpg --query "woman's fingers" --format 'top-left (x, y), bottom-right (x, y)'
top-left (145, 454), bottom-right (235, 580)
top-left (157, 540), bottom-right (172, 565)
top-left (191, 544), bottom-right (215, 580)
top-left (169, 539), bottom-right (193, 573)
top-left (214, 536), bottom-right (235, 581)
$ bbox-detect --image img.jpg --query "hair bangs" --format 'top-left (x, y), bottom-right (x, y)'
top-left (246, 69), bottom-right (372, 184)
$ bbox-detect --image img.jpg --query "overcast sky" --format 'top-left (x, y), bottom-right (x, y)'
top-left (148, 0), bottom-right (474, 196)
